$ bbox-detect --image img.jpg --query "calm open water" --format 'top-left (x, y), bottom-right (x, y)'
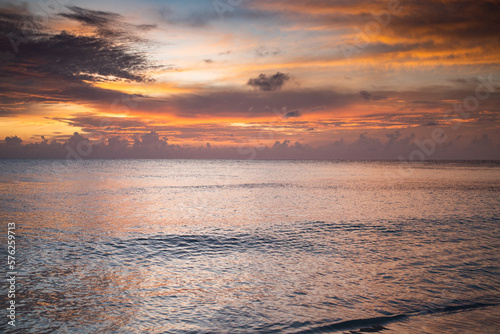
top-left (0, 160), bottom-right (499, 333)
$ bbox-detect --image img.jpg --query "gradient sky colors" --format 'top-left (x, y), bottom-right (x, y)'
top-left (0, 0), bottom-right (499, 159)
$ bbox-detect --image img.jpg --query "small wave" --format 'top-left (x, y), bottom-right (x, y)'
top-left (291, 302), bottom-right (498, 333)
top-left (292, 314), bottom-right (406, 333)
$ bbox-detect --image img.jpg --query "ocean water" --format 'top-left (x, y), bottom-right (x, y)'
top-left (0, 159), bottom-right (499, 333)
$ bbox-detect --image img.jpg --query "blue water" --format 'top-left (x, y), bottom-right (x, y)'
top-left (0, 160), bottom-right (499, 333)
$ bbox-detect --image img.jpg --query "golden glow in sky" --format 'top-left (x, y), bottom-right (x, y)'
top-left (0, 0), bottom-right (499, 158)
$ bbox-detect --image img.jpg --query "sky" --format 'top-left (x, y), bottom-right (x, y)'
top-left (0, 0), bottom-right (499, 159)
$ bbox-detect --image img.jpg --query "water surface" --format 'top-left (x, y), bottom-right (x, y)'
top-left (1, 160), bottom-right (499, 333)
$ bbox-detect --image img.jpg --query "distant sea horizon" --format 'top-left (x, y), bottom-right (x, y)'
top-left (1, 157), bottom-right (500, 161)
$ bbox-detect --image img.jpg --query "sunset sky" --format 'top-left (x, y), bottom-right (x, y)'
top-left (1, 0), bottom-right (499, 159)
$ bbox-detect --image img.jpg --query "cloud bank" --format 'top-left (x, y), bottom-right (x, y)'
top-left (1, 131), bottom-right (499, 160)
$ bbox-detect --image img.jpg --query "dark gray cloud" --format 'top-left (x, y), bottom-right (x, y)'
top-left (0, 4), bottom-right (166, 116)
top-left (284, 110), bottom-right (302, 118)
top-left (247, 72), bottom-right (290, 91)
top-left (10, 32), bottom-right (150, 82)
top-left (0, 4), bottom-right (160, 103)
top-left (4, 135), bottom-right (22, 145)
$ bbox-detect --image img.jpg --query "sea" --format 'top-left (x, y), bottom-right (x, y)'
top-left (0, 159), bottom-right (499, 333)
